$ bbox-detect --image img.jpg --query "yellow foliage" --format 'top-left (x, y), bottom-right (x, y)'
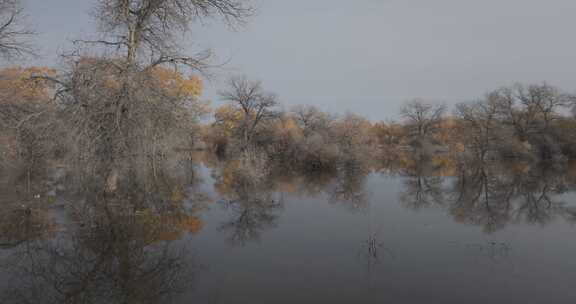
top-left (146, 66), bottom-right (210, 116)
top-left (270, 116), bottom-right (303, 143)
top-left (147, 66), bottom-right (203, 99)
top-left (214, 104), bottom-right (245, 136)
top-left (0, 66), bottom-right (56, 106)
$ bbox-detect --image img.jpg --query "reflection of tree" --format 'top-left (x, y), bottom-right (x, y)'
top-left (510, 165), bottom-right (567, 226)
top-left (212, 160), bottom-right (284, 247)
top-left (446, 162), bottom-right (571, 233)
top-left (1, 192), bottom-right (196, 304)
top-left (219, 192), bottom-right (282, 246)
top-left (448, 164), bottom-right (513, 233)
top-left (0, 207), bottom-right (56, 249)
top-left (399, 157), bottom-right (445, 210)
top-left (394, 154), bottom-right (576, 232)
top-left (328, 163), bottom-right (369, 212)
top-left (270, 168), bottom-right (335, 198)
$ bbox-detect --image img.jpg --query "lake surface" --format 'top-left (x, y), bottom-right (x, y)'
top-left (2, 157), bottom-right (576, 303)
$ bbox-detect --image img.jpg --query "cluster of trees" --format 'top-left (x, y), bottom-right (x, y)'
top-left (374, 84), bottom-right (576, 164)
top-left (2, 0), bottom-right (576, 199)
top-left (203, 80), bottom-right (576, 190)
top-left (203, 76), bottom-right (376, 176)
top-left (0, 0), bottom-right (252, 195)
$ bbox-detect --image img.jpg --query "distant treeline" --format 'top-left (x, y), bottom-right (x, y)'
top-left (202, 79), bottom-right (576, 173)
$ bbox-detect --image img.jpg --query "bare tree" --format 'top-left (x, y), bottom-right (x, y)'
top-left (490, 84), bottom-right (571, 135)
top-left (514, 83), bottom-right (571, 129)
top-left (291, 105), bottom-right (331, 136)
top-left (219, 75), bottom-right (277, 149)
top-left (400, 99), bottom-right (446, 138)
top-left (486, 83), bottom-right (574, 160)
top-left (0, 0), bottom-right (34, 59)
top-left (89, 0), bottom-right (254, 67)
top-left (488, 86), bottom-right (533, 141)
top-left (455, 98), bottom-right (502, 162)
top-left (28, 0), bottom-right (254, 190)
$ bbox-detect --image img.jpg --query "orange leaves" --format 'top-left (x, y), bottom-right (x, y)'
top-left (268, 116), bottom-right (304, 147)
top-left (147, 66), bottom-right (203, 99)
top-left (214, 104), bottom-right (244, 136)
top-left (145, 66), bottom-right (210, 117)
top-left (182, 216), bottom-right (203, 234)
top-left (0, 66), bottom-right (56, 106)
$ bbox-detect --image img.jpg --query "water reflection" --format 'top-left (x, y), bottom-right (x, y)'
top-left (1, 199), bottom-right (196, 303)
top-left (0, 161), bottom-right (206, 304)
top-left (200, 149), bottom-right (576, 234)
top-left (398, 156), bottom-right (446, 211)
top-left (457, 162), bottom-right (573, 231)
top-left (328, 163), bottom-right (370, 212)
top-left (218, 189), bottom-right (283, 247)
top-left (2, 151), bottom-right (576, 302)
top-left (210, 159), bottom-right (282, 246)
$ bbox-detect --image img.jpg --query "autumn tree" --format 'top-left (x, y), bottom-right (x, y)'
top-left (400, 99), bottom-right (446, 139)
top-left (219, 75), bottom-right (278, 150)
top-left (0, 66), bottom-right (55, 126)
top-left (331, 112), bottom-right (373, 158)
top-left (0, 67), bottom-right (56, 191)
top-left (514, 83), bottom-right (571, 129)
top-left (372, 121), bottom-right (406, 147)
top-left (486, 83), bottom-right (575, 160)
top-left (291, 105), bottom-right (332, 137)
top-left (213, 104), bottom-right (244, 137)
top-left (52, 57), bottom-right (206, 190)
top-left (454, 97), bottom-right (504, 162)
top-left (491, 84), bottom-right (571, 137)
top-left (38, 0), bottom-right (252, 190)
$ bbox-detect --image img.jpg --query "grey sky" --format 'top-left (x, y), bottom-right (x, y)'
top-left (23, 0), bottom-right (576, 120)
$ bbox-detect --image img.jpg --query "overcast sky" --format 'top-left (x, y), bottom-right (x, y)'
top-left (23, 0), bottom-right (576, 120)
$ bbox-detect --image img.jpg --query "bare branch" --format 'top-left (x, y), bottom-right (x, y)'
top-left (0, 0), bottom-right (35, 60)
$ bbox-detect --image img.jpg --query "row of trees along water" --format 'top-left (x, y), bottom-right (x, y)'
top-left (1, 0), bottom-right (576, 197)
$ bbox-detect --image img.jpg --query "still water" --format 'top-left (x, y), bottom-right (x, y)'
top-left (1, 157), bottom-right (576, 303)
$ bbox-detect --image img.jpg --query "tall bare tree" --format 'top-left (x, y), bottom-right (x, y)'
top-left (89, 0), bottom-right (254, 67)
top-left (400, 99), bottom-right (446, 138)
top-left (291, 105), bottom-right (332, 136)
top-left (32, 0), bottom-right (255, 190)
top-left (514, 83), bottom-right (571, 129)
top-left (455, 98), bottom-right (502, 162)
top-left (219, 75), bottom-right (277, 149)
